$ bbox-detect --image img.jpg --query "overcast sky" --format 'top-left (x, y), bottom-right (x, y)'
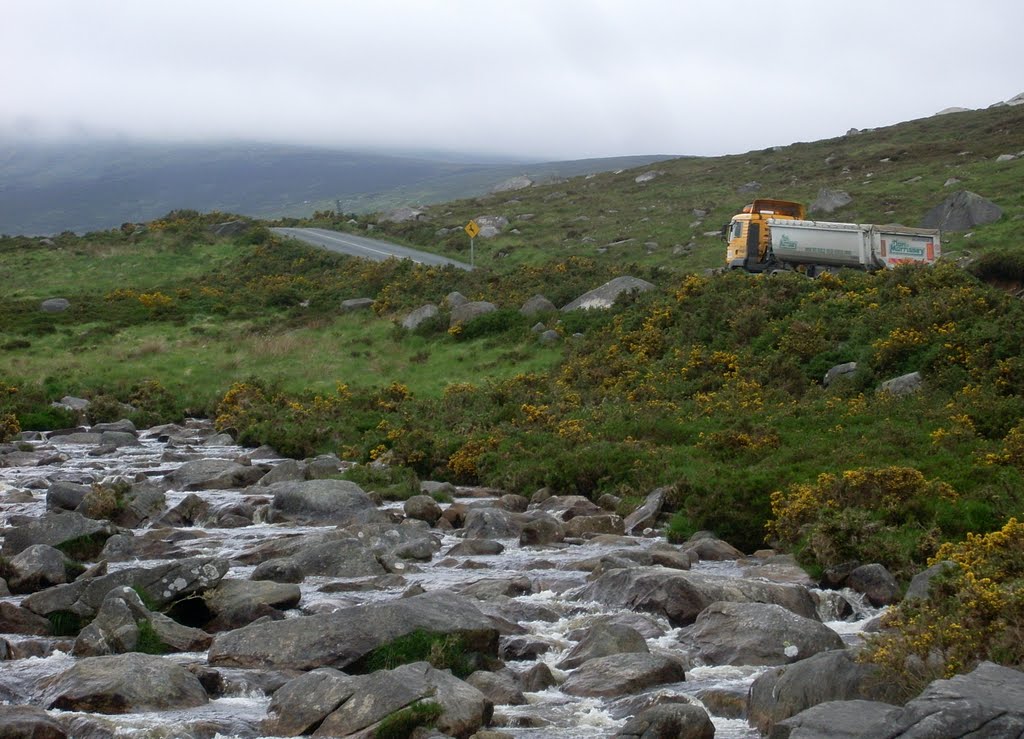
top-left (4, 1), bottom-right (1023, 160)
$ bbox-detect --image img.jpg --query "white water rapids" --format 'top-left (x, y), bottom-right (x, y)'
top-left (0, 421), bottom-right (881, 738)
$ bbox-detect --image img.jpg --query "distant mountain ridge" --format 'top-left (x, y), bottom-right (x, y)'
top-left (0, 139), bottom-right (677, 235)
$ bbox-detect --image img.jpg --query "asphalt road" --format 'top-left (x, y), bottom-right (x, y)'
top-left (271, 227), bottom-right (473, 271)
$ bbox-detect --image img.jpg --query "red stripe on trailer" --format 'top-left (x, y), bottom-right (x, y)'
top-left (927, 242), bottom-right (934, 260)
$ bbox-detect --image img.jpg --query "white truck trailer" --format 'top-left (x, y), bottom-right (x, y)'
top-left (767, 219), bottom-right (941, 274)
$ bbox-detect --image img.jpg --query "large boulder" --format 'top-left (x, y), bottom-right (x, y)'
top-left (747, 648), bottom-right (896, 734)
top-left (561, 276), bottom-right (655, 312)
top-left (846, 563), bottom-right (900, 606)
top-left (0, 705), bottom-right (67, 739)
top-left (2, 510), bottom-right (118, 557)
top-left (450, 301), bottom-right (497, 328)
top-left (519, 294), bottom-right (556, 316)
top-left (5, 544), bottom-right (69, 592)
top-left (41, 652), bottom-right (208, 713)
top-left (203, 579), bottom-right (302, 630)
top-left (267, 479), bottom-right (386, 526)
top-left (23, 556), bottom-right (229, 619)
top-left (208, 590), bottom-right (499, 671)
top-left (164, 459), bottom-right (265, 491)
top-left (46, 481), bottom-right (90, 511)
top-left (0, 601), bottom-right (52, 635)
top-left (580, 567), bottom-right (818, 627)
top-left (690, 601), bottom-right (843, 666)
top-left (768, 700), bottom-right (901, 739)
top-left (616, 704), bottom-right (715, 739)
top-left (253, 538), bottom-right (385, 580)
top-left (463, 507), bottom-right (523, 539)
top-left (314, 661), bottom-right (493, 738)
top-left (561, 653), bottom-right (686, 698)
top-left (557, 622), bottom-right (649, 669)
top-left (263, 668), bottom-right (357, 736)
top-left (474, 215), bottom-right (509, 238)
top-left (856, 661), bottom-right (1024, 736)
top-left (73, 586), bottom-right (211, 656)
top-left (921, 190), bottom-right (1002, 231)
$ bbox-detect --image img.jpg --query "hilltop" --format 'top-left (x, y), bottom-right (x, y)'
top-left (0, 139), bottom-right (674, 236)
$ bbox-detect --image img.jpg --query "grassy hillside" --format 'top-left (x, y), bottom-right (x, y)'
top-left (2, 104), bottom-right (1024, 689)
top-left (334, 104), bottom-right (1024, 273)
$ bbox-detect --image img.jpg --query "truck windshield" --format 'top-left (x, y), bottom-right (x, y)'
top-left (731, 221), bottom-right (743, 240)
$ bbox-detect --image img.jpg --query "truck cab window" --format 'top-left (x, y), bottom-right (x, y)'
top-left (731, 221), bottom-right (743, 240)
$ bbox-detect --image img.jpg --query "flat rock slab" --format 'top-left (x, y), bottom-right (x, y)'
top-left (561, 653), bottom-right (685, 698)
top-left (209, 590), bottom-right (498, 671)
top-left (40, 652), bottom-right (208, 714)
top-left (580, 566), bottom-right (817, 626)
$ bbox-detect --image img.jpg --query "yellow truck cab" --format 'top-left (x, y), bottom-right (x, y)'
top-left (725, 199), bottom-right (806, 272)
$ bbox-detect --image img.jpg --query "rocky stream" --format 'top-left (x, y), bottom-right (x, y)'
top-left (2, 419), bottom-right (1020, 739)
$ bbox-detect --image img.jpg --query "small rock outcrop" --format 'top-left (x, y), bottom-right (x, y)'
top-left (40, 298), bottom-right (71, 313)
top-left (562, 276), bottom-right (655, 312)
top-left (921, 190), bottom-right (1002, 231)
top-left (809, 188), bottom-right (853, 214)
top-left (401, 303), bottom-right (439, 331)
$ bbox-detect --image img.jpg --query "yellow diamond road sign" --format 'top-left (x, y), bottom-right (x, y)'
top-left (464, 220), bottom-right (480, 238)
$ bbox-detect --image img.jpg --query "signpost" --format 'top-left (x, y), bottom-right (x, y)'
top-left (464, 220), bottom-right (480, 268)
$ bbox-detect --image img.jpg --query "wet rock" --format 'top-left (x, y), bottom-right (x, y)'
top-left (557, 622), bottom-right (649, 669)
top-left (561, 276), bottom-right (655, 312)
top-left (256, 538), bottom-right (385, 580)
top-left (314, 661), bottom-right (492, 738)
top-left (46, 481), bottom-right (91, 511)
top-left (204, 579), bottom-right (301, 631)
top-left (456, 575), bottom-right (532, 601)
top-left (561, 653), bottom-right (686, 698)
top-left (768, 699), bottom-right (901, 739)
top-left (40, 652), bottom-right (208, 713)
top-left (0, 601), bottom-right (52, 635)
top-left (165, 459), bottom-right (265, 491)
top-left (534, 495), bottom-right (603, 521)
top-left (463, 507), bottom-right (522, 539)
top-left (841, 661), bottom-right (1024, 737)
top-left (267, 479), bottom-right (386, 526)
top-left (496, 494), bottom-right (529, 513)
top-left (263, 668), bottom-right (357, 736)
top-left (519, 514), bottom-right (565, 546)
top-left (404, 494), bottom-right (443, 524)
top-left (73, 586), bottom-right (211, 656)
top-left (2, 510), bottom-right (118, 557)
top-left (154, 493), bottom-right (210, 527)
top-left (6, 544), bottom-right (69, 592)
top-left (304, 454), bottom-right (345, 480)
top-left (564, 514), bottom-right (625, 538)
top-left (0, 705), bottom-right (67, 738)
top-left (23, 556), bottom-right (229, 619)
top-left (690, 601), bottom-right (843, 666)
top-left (519, 661), bottom-right (557, 692)
top-left (681, 534), bottom-right (744, 561)
top-left (500, 635), bottom-right (551, 661)
top-left (581, 567), bottom-right (818, 627)
top-left (447, 539), bottom-right (505, 556)
top-left (747, 648), bottom-right (894, 734)
top-left (846, 563), bottom-right (900, 606)
top-left (208, 591), bottom-right (499, 671)
top-left (616, 703), bottom-right (715, 739)
top-left (623, 487), bottom-right (667, 534)
top-left (258, 458), bottom-right (306, 486)
top-left (467, 669), bottom-right (526, 705)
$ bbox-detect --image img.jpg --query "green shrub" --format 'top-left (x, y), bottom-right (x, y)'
top-left (374, 701), bottom-right (443, 739)
top-left (354, 630), bottom-right (474, 678)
